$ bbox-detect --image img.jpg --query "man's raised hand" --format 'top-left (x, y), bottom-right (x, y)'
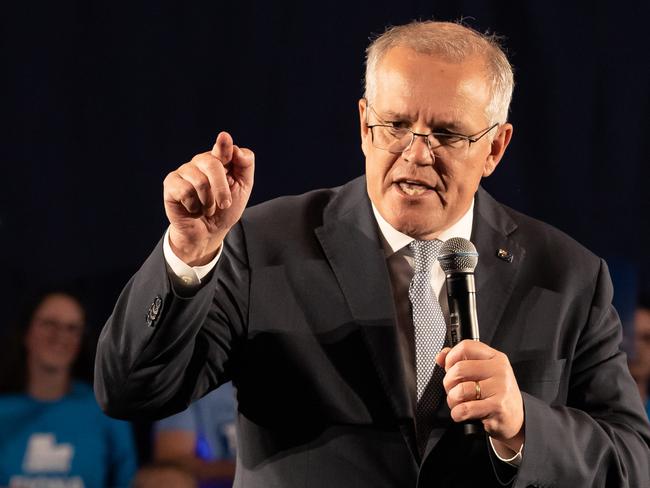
top-left (163, 131), bottom-right (254, 265)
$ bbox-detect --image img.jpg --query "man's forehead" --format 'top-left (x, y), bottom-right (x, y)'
top-left (371, 49), bottom-right (491, 127)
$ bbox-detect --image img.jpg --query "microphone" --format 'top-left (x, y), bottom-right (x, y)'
top-left (438, 237), bottom-right (482, 436)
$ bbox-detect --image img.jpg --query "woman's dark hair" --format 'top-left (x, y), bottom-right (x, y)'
top-left (0, 287), bottom-right (95, 394)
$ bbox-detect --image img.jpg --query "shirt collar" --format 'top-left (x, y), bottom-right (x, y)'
top-left (371, 198), bottom-right (475, 257)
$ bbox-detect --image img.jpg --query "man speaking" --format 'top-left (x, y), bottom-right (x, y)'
top-left (95, 21), bottom-right (650, 487)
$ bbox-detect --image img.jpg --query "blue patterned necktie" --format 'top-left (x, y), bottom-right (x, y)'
top-left (409, 239), bottom-right (447, 453)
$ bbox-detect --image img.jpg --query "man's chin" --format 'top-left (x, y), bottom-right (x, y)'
top-left (382, 200), bottom-right (444, 236)
top-left (388, 211), bottom-right (448, 240)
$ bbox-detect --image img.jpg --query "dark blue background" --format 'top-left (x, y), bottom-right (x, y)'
top-left (1, 1), bottom-right (648, 334)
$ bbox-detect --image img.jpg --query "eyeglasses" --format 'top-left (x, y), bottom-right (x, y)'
top-left (366, 104), bottom-right (498, 157)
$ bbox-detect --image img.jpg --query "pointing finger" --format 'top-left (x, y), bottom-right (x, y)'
top-left (211, 131), bottom-right (234, 165)
top-left (230, 144), bottom-right (255, 188)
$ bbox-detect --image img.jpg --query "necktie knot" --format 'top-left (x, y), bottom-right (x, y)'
top-left (409, 239), bottom-right (443, 273)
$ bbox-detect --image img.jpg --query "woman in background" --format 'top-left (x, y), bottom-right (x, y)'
top-left (0, 289), bottom-right (137, 488)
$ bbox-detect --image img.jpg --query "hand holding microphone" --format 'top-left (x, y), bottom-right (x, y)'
top-left (437, 238), bottom-right (482, 435)
top-left (435, 238), bottom-right (525, 455)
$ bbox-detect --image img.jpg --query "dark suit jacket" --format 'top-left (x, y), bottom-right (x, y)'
top-left (95, 176), bottom-right (650, 487)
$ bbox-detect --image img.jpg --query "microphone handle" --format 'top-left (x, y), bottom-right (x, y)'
top-left (445, 272), bottom-right (483, 437)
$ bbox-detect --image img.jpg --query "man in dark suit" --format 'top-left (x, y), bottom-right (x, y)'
top-left (94, 21), bottom-right (650, 487)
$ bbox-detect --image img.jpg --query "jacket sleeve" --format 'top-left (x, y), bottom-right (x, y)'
top-left (94, 223), bottom-right (249, 421)
top-left (514, 259), bottom-right (650, 488)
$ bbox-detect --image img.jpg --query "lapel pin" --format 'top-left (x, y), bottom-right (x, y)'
top-left (496, 248), bottom-right (514, 263)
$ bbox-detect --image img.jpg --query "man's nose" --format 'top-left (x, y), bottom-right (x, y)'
top-left (403, 134), bottom-right (434, 165)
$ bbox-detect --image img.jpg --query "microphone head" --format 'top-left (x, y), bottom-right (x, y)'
top-left (438, 237), bottom-right (479, 273)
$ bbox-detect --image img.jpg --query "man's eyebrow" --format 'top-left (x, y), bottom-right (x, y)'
top-left (431, 121), bottom-right (466, 132)
top-left (370, 109), bottom-right (411, 123)
top-left (374, 108), bottom-right (468, 132)
top-left (426, 117), bottom-right (466, 132)
top-left (380, 110), bottom-right (410, 120)
top-left (375, 110), bottom-right (464, 132)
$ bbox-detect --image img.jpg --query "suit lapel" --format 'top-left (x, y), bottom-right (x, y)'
top-left (471, 187), bottom-right (524, 347)
top-left (314, 176), bottom-right (419, 461)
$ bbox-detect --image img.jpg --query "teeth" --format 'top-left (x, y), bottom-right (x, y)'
top-left (399, 182), bottom-right (428, 196)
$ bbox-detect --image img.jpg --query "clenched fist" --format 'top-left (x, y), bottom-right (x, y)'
top-left (163, 131), bottom-right (254, 266)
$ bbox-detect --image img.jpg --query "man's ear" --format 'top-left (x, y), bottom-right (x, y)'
top-left (359, 98), bottom-right (370, 157)
top-left (483, 123), bottom-right (513, 177)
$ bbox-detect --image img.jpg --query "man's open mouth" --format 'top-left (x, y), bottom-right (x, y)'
top-left (396, 180), bottom-right (434, 196)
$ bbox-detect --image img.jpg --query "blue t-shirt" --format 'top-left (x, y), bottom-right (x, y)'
top-left (155, 382), bottom-right (236, 487)
top-left (646, 398), bottom-right (650, 420)
top-left (0, 381), bottom-right (137, 488)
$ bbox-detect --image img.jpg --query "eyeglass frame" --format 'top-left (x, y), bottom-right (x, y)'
top-left (364, 101), bottom-right (499, 155)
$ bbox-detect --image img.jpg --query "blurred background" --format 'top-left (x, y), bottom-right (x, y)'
top-left (0, 0), bottom-right (648, 472)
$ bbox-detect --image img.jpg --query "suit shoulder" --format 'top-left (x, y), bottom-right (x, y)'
top-left (243, 185), bottom-right (342, 228)
top-left (477, 189), bottom-right (601, 274)
top-left (499, 202), bottom-right (603, 278)
top-left (239, 176), bottom-right (367, 236)
top-left (228, 179), bottom-right (360, 262)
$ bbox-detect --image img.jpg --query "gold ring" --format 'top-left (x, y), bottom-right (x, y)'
top-left (474, 381), bottom-right (482, 401)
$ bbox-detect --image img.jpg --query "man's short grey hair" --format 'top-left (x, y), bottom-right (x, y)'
top-left (364, 20), bottom-right (514, 125)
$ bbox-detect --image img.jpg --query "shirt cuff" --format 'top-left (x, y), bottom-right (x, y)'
top-left (488, 436), bottom-right (523, 467)
top-left (162, 228), bottom-right (222, 288)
